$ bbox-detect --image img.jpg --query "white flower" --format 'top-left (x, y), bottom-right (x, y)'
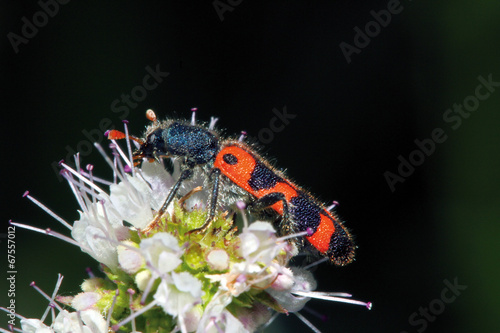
top-left (238, 221), bottom-right (283, 265)
top-left (154, 272), bottom-right (203, 316)
top-left (71, 292), bottom-right (101, 311)
top-left (66, 157), bottom-right (176, 268)
top-left (197, 291), bottom-right (240, 333)
top-left (20, 318), bottom-right (53, 333)
top-left (117, 241), bottom-right (145, 274)
top-left (135, 269), bottom-right (152, 291)
top-left (71, 201), bottom-right (128, 270)
top-left (266, 267), bottom-right (317, 312)
top-left (206, 249), bottom-right (230, 271)
top-left (52, 309), bottom-right (107, 333)
top-left (108, 174), bottom-right (155, 229)
top-left (108, 161), bottom-right (178, 229)
top-left (269, 266), bottom-right (295, 291)
top-left (12, 117), bottom-right (372, 333)
top-left (140, 232), bottom-right (183, 275)
top-left (154, 272), bottom-right (204, 332)
top-left (220, 311), bottom-right (250, 333)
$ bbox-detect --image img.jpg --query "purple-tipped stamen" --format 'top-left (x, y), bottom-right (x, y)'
top-left (302, 257), bottom-right (329, 270)
top-left (236, 200), bottom-right (249, 229)
top-left (212, 317), bottom-right (224, 333)
top-left (302, 306), bottom-right (328, 322)
top-left (60, 161), bottom-right (105, 194)
top-left (122, 120), bottom-right (136, 177)
top-left (292, 290), bottom-right (372, 310)
top-left (238, 131), bottom-right (247, 142)
top-left (9, 221), bottom-right (92, 252)
top-left (327, 200), bottom-right (339, 211)
top-left (294, 312), bottom-right (321, 333)
top-left (22, 191), bottom-right (72, 230)
top-left (30, 281), bottom-right (63, 312)
top-left (209, 116), bottom-right (219, 130)
top-left (106, 289), bottom-right (120, 329)
top-left (40, 274), bottom-right (64, 322)
top-left (191, 107), bottom-right (198, 125)
top-left (86, 267), bottom-right (95, 278)
top-left (112, 301), bottom-right (157, 332)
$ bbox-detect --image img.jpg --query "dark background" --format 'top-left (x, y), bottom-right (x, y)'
top-left (2, 1), bottom-right (500, 332)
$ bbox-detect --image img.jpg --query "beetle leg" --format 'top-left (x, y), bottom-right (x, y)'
top-left (187, 168), bottom-right (221, 234)
top-left (247, 192), bottom-right (289, 231)
top-left (143, 167), bottom-right (193, 231)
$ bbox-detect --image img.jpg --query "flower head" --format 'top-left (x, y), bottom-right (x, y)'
top-left (6, 118), bottom-right (371, 333)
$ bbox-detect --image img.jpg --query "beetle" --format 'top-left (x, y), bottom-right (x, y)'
top-left (108, 110), bottom-right (355, 266)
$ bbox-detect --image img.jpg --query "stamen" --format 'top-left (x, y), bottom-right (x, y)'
top-left (22, 191), bottom-right (72, 230)
top-left (98, 200), bottom-right (116, 239)
top-left (212, 317), bottom-right (224, 333)
top-left (122, 120), bottom-right (136, 176)
top-left (238, 131), bottom-right (247, 142)
top-left (209, 117), bottom-right (219, 130)
top-left (9, 221), bottom-right (91, 252)
top-left (112, 301), bottom-right (157, 331)
top-left (0, 307), bottom-right (26, 321)
top-left (62, 175), bottom-right (106, 202)
top-left (278, 230), bottom-right (311, 242)
top-left (41, 274), bottom-right (64, 322)
top-left (292, 291), bottom-right (372, 310)
top-left (61, 170), bottom-right (89, 214)
top-left (302, 258), bottom-right (328, 270)
top-left (74, 153), bottom-right (82, 178)
top-left (86, 267), bottom-right (95, 278)
top-left (261, 312), bottom-right (280, 330)
top-left (113, 154), bottom-right (118, 183)
top-left (109, 149), bottom-right (144, 205)
top-left (106, 290), bottom-right (120, 329)
top-left (127, 289), bottom-right (137, 333)
top-left (236, 201), bottom-right (248, 229)
top-left (110, 145), bottom-right (128, 179)
top-left (302, 306), bottom-right (328, 322)
top-left (0, 326), bottom-right (21, 333)
top-left (327, 201), bottom-right (339, 211)
top-left (76, 311), bottom-right (85, 333)
top-left (294, 312), bottom-right (321, 333)
top-left (60, 161), bottom-right (106, 194)
top-left (140, 274), bottom-right (156, 305)
top-left (49, 303), bottom-right (56, 324)
top-left (80, 170), bottom-right (113, 186)
top-left (84, 164), bottom-right (96, 205)
top-left (94, 143), bottom-right (126, 183)
top-left (110, 139), bottom-right (133, 173)
top-left (191, 107), bottom-right (197, 125)
top-left (30, 281), bottom-right (64, 312)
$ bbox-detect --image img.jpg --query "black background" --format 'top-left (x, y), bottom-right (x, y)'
top-left (2, 1), bottom-right (500, 332)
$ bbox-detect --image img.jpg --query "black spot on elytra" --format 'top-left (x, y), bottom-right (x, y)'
top-left (289, 193), bottom-right (321, 232)
top-left (248, 161), bottom-right (283, 191)
top-left (223, 153), bottom-right (238, 165)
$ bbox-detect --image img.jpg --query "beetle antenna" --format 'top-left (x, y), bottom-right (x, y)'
top-left (106, 130), bottom-right (144, 145)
